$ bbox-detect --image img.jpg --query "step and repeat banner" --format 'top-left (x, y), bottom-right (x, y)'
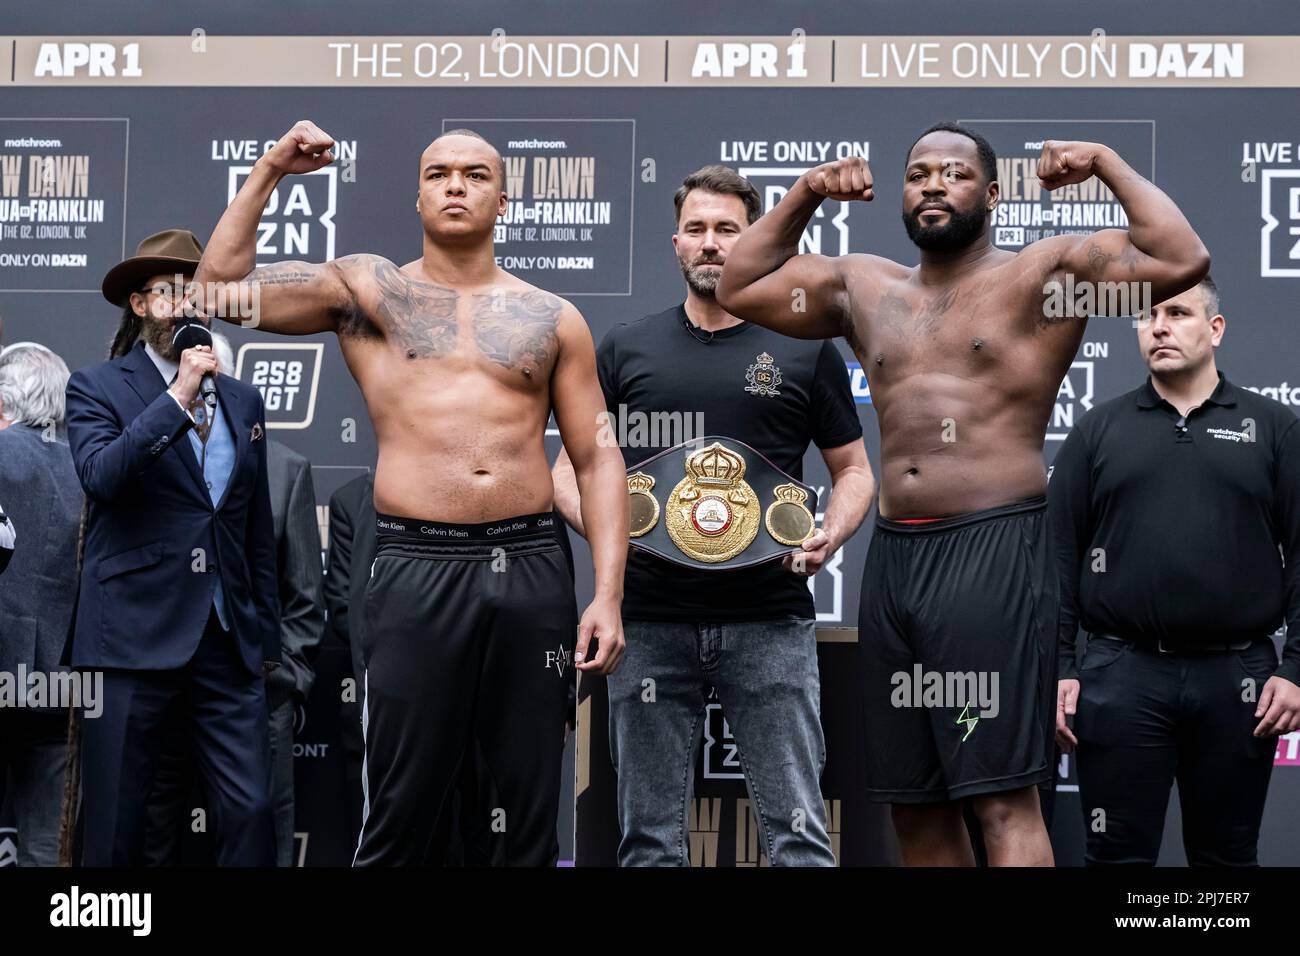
top-left (1, 21), bottom-right (1299, 866)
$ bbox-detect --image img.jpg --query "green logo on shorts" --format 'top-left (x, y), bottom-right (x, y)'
top-left (956, 703), bottom-right (979, 741)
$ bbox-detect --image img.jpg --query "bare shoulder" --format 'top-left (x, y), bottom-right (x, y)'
top-left (843, 252), bottom-right (909, 275)
top-left (339, 253), bottom-right (457, 298)
top-left (330, 252), bottom-right (400, 290)
top-left (840, 253), bottom-right (910, 292)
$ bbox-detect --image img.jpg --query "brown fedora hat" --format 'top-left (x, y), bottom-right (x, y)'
top-left (101, 228), bottom-right (205, 306)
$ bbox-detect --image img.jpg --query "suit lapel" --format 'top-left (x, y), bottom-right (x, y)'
top-left (213, 373), bottom-right (248, 512)
top-left (120, 343), bottom-right (206, 495)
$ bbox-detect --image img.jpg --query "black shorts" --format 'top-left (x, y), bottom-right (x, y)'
top-left (858, 496), bottom-right (1057, 803)
top-left (353, 512), bottom-right (576, 866)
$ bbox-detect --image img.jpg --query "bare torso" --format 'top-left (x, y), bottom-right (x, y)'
top-left (844, 245), bottom-right (1085, 518)
top-left (335, 257), bottom-right (562, 521)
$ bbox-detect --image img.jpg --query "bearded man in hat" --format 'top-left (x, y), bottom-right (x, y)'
top-left (62, 229), bottom-right (279, 866)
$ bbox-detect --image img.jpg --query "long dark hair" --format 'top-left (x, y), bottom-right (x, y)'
top-left (109, 302), bottom-right (143, 359)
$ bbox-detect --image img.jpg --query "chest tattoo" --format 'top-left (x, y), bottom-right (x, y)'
top-left (470, 290), bottom-right (561, 374)
top-left (368, 260), bottom-right (459, 357)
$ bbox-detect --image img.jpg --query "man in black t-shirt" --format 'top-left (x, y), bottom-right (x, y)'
top-left (553, 166), bottom-right (875, 866)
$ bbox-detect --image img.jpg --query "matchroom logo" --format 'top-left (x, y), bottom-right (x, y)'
top-left (447, 117), bottom-right (634, 295)
top-left (0, 117), bottom-right (128, 293)
top-left (235, 342), bottom-right (324, 429)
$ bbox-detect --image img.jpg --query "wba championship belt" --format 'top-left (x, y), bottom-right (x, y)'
top-left (626, 436), bottom-right (818, 571)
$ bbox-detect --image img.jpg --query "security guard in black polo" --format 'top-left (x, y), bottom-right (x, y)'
top-left (1050, 275), bottom-right (1300, 866)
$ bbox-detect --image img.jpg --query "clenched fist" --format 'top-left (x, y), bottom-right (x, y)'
top-left (1037, 140), bottom-right (1110, 191)
top-left (804, 156), bottom-right (874, 202)
top-left (258, 120), bottom-right (336, 176)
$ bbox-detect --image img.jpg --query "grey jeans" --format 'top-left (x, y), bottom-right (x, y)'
top-left (607, 618), bottom-right (835, 867)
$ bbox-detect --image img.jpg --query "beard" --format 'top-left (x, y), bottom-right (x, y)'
top-left (901, 202), bottom-right (988, 253)
top-left (139, 310), bottom-right (208, 361)
top-left (678, 254), bottom-right (725, 298)
top-left (139, 314), bottom-right (181, 360)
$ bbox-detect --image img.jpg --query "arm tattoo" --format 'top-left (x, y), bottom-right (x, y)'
top-left (1086, 241), bottom-right (1141, 276)
top-left (470, 289), bottom-right (561, 374)
top-left (246, 259), bottom-right (363, 332)
top-left (247, 262), bottom-right (317, 287)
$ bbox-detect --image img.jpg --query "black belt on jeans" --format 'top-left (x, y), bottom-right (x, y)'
top-left (1092, 632), bottom-right (1258, 655)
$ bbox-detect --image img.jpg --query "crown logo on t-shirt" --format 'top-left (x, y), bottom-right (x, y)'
top-left (744, 351), bottom-right (783, 398)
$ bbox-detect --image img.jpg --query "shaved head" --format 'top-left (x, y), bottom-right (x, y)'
top-left (423, 129), bottom-right (505, 187)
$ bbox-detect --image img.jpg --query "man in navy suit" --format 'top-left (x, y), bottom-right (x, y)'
top-left (64, 229), bottom-right (279, 866)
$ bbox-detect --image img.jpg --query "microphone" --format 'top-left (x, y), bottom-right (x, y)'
top-left (171, 321), bottom-right (217, 407)
top-left (682, 313), bottom-right (714, 344)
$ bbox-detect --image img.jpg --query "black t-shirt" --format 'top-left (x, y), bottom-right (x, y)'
top-left (597, 304), bottom-right (863, 622)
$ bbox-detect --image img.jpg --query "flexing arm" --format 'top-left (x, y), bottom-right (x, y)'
top-left (1037, 142), bottom-right (1210, 308)
top-left (551, 302), bottom-right (628, 674)
top-left (717, 158), bottom-right (874, 339)
top-left (190, 121), bottom-right (358, 335)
